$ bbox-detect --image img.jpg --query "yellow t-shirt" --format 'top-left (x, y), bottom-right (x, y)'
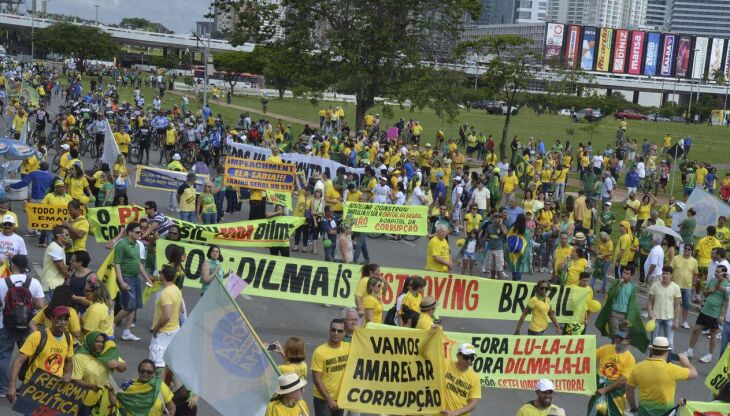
top-left (178, 185), bottom-right (197, 213)
top-left (553, 246), bottom-right (573, 274)
top-left (401, 291), bottom-right (422, 314)
top-left (65, 176), bottom-right (89, 202)
top-left (441, 359), bottom-right (481, 416)
top-left (637, 203), bottom-right (652, 221)
top-left (311, 342), bottom-right (351, 400)
top-left (515, 403), bottom-right (565, 416)
top-left (624, 200), bottom-right (640, 222)
top-left (696, 167), bottom-right (708, 186)
top-left (72, 349), bottom-right (124, 386)
top-left (464, 213), bottom-right (482, 233)
top-left (165, 129), bottom-right (177, 145)
top-left (153, 285), bottom-right (182, 333)
top-left (425, 236), bottom-right (451, 272)
top-left (596, 344), bottom-right (635, 382)
top-left (114, 132), bottom-right (131, 153)
top-left (597, 240), bottom-right (614, 260)
top-left (346, 190), bottom-right (362, 203)
top-left (82, 302), bottom-right (114, 336)
top-left (326, 186), bottom-right (342, 212)
top-left (18, 328), bottom-right (74, 383)
top-left (416, 312), bottom-right (434, 330)
top-left (32, 307), bottom-right (82, 338)
top-left (670, 256), bottom-right (698, 289)
top-left (278, 362), bottom-right (308, 380)
top-left (554, 168), bottom-right (569, 183)
top-left (696, 236), bottom-right (722, 268)
top-left (355, 277), bottom-right (369, 299)
top-left (614, 233), bottom-right (633, 266)
top-left (502, 175), bottom-right (518, 194)
top-left (264, 399), bottom-right (310, 416)
top-left (527, 296), bottom-right (552, 332)
top-left (627, 358), bottom-right (689, 415)
top-left (565, 258), bottom-right (588, 286)
top-left (119, 381), bottom-right (174, 416)
top-left (69, 216), bottom-right (89, 252)
top-left (362, 294), bottom-right (383, 324)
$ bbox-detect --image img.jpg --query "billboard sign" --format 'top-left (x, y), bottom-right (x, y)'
top-left (644, 32), bottom-right (661, 76)
top-left (544, 23), bottom-right (565, 61)
top-left (676, 35), bottom-right (692, 78)
top-left (580, 26), bottom-right (597, 70)
top-left (596, 28), bottom-right (613, 72)
top-left (692, 37), bottom-right (709, 79)
top-left (660, 34), bottom-right (676, 76)
top-left (612, 29), bottom-right (630, 73)
top-left (564, 25), bottom-right (581, 68)
top-left (709, 38), bottom-right (726, 79)
top-left (627, 31), bottom-right (645, 75)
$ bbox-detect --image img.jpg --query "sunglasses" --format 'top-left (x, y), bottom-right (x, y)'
top-left (538, 286), bottom-right (550, 290)
top-left (138, 368), bottom-right (155, 375)
top-left (461, 354), bottom-right (475, 361)
top-left (330, 328), bottom-right (345, 333)
top-left (2, 223), bottom-right (12, 227)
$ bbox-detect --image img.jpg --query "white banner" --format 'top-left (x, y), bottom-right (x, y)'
top-left (226, 141), bottom-right (365, 184)
top-left (673, 187), bottom-right (730, 237)
top-left (101, 120), bottom-right (120, 168)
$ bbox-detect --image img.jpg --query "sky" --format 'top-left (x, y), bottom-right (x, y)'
top-left (45, 0), bottom-right (211, 34)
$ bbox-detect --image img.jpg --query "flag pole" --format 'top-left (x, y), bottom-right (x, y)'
top-left (214, 276), bottom-right (281, 373)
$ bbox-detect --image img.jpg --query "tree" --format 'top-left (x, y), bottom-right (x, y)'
top-left (34, 23), bottom-right (117, 73)
top-left (119, 17), bottom-right (173, 34)
top-left (258, 43), bottom-right (301, 99)
top-left (213, 51), bottom-right (265, 97)
top-left (457, 35), bottom-right (537, 160)
top-left (214, 0), bottom-right (481, 129)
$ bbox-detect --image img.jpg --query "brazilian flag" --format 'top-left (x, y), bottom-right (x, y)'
top-left (504, 228), bottom-right (531, 273)
top-left (594, 280), bottom-right (649, 352)
top-left (514, 153), bottom-right (534, 191)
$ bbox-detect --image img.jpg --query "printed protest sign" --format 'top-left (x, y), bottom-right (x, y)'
top-left (344, 202), bottom-right (428, 236)
top-left (705, 346), bottom-right (730, 395)
top-left (368, 324), bottom-right (596, 395)
top-left (680, 401), bottom-right (730, 415)
top-left (159, 240), bottom-right (590, 323)
top-left (135, 165), bottom-right (207, 192)
top-left (338, 327), bottom-right (445, 415)
top-left (12, 369), bottom-right (94, 416)
top-left (266, 190), bottom-right (293, 211)
top-left (223, 156), bottom-right (296, 191)
top-left (24, 203), bottom-right (70, 230)
top-left (87, 206), bottom-right (304, 248)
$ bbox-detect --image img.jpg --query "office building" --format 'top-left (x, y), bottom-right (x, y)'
top-left (670, 0), bottom-right (730, 38)
top-left (545, 0), bottom-right (647, 28)
top-left (515, 0), bottom-right (547, 23)
top-left (461, 23), bottom-right (547, 54)
top-left (646, 0), bottom-right (671, 29)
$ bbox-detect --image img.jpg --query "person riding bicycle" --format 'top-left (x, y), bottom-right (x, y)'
top-left (61, 110), bottom-right (77, 133)
top-left (11, 108), bottom-right (27, 140)
top-left (161, 123), bottom-right (178, 164)
top-left (61, 127), bottom-right (81, 150)
top-left (137, 120), bottom-right (153, 165)
top-left (87, 112), bottom-right (106, 155)
top-left (33, 103), bottom-right (51, 145)
top-left (151, 111), bottom-right (169, 139)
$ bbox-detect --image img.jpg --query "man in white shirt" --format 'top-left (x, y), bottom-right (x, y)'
top-left (410, 182), bottom-right (426, 206)
top-left (708, 247), bottom-right (730, 284)
top-left (648, 266), bottom-right (681, 350)
top-left (592, 154), bottom-right (604, 175)
top-left (0, 254), bottom-right (46, 396)
top-left (42, 226), bottom-right (71, 301)
top-left (470, 180), bottom-right (490, 216)
top-left (644, 234), bottom-right (665, 286)
top-left (451, 177), bottom-right (464, 235)
top-left (0, 214), bottom-right (26, 264)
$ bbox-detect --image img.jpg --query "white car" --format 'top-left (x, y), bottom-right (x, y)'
top-left (558, 109), bottom-right (572, 116)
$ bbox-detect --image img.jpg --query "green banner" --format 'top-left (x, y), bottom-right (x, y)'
top-left (156, 240), bottom-right (590, 323)
top-left (367, 323), bottom-right (596, 396)
top-left (705, 346), bottom-right (730, 396)
top-left (343, 201), bottom-right (428, 236)
top-left (680, 401), bottom-right (730, 415)
top-left (87, 205), bottom-right (304, 248)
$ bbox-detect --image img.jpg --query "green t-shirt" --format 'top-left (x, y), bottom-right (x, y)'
top-left (600, 211), bottom-right (616, 234)
top-left (97, 182), bottom-right (113, 204)
top-left (583, 174), bottom-right (597, 196)
top-left (114, 238), bottom-right (140, 277)
top-left (702, 278), bottom-right (729, 318)
top-left (201, 193), bottom-right (216, 214)
top-left (679, 218), bottom-right (697, 246)
top-left (612, 282), bottom-right (634, 313)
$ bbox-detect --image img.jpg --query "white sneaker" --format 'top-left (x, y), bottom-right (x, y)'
top-left (682, 321), bottom-right (690, 329)
top-left (684, 350), bottom-right (694, 358)
top-left (121, 332), bottom-right (141, 341)
top-left (703, 329), bottom-right (710, 335)
top-left (700, 354), bottom-right (713, 363)
top-left (640, 311), bottom-right (648, 318)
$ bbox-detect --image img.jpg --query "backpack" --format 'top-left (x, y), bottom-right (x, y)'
top-left (18, 329), bottom-right (72, 381)
top-left (3, 276), bottom-right (34, 331)
top-left (384, 305), bottom-right (398, 326)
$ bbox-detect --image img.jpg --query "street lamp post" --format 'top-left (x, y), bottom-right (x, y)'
top-left (202, 1), bottom-right (213, 110)
top-left (94, 5), bottom-right (99, 25)
top-left (30, 0), bottom-right (35, 62)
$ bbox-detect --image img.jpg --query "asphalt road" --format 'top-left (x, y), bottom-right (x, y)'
top-left (0, 97), bottom-right (719, 416)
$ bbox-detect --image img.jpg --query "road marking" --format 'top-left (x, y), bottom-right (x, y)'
top-left (402, 240), bottom-right (416, 247)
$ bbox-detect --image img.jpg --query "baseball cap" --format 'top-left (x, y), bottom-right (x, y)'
top-left (536, 379), bottom-right (555, 392)
top-left (187, 172), bottom-right (197, 180)
top-left (52, 306), bottom-right (71, 318)
top-left (11, 254), bottom-right (29, 273)
top-left (2, 214), bottom-right (15, 224)
top-left (458, 343), bottom-right (476, 356)
top-left (60, 144), bottom-right (70, 150)
top-left (453, 176), bottom-right (462, 182)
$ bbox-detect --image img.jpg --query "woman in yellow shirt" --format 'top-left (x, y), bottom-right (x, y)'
top-left (362, 277), bottom-right (384, 324)
top-left (637, 193), bottom-right (657, 224)
top-left (592, 231), bottom-right (614, 293)
top-left (264, 373), bottom-right (309, 416)
top-left (65, 164), bottom-right (91, 205)
top-left (564, 247), bottom-right (588, 286)
top-left (272, 337), bottom-right (308, 380)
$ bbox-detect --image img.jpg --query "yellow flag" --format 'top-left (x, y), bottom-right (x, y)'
top-left (97, 251), bottom-right (119, 300)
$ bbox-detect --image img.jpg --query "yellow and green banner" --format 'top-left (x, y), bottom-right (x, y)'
top-left (86, 205), bottom-right (304, 248)
top-left (267, 190), bottom-right (293, 211)
top-left (337, 327), bottom-right (445, 415)
top-left (368, 323), bottom-right (596, 395)
top-left (96, 251), bottom-right (120, 301)
top-left (705, 346), bottom-right (730, 396)
top-left (343, 202), bottom-right (428, 236)
top-left (680, 401), bottom-right (730, 415)
top-left (157, 240), bottom-right (590, 322)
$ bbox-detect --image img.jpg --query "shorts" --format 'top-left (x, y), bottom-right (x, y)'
top-left (464, 252), bottom-right (475, 260)
top-left (452, 206), bottom-right (462, 221)
top-left (118, 276), bottom-right (142, 311)
top-left (696, 311), bottom-right (720, 330)
top-left (680, 288), bottom-right (691, 310)
top-left (486, 250), bottom-right (504, 272)
top-left (149, 328), bottom-right (179, 367)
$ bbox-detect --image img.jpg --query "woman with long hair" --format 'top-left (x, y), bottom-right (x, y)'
top-left (68, 251), bottom-right (98, 314)
top-left (355, 263), bottom-right (381, 317)
top-left (271, 336), bottom-right (308, 379)
top-left (201, 245), bottom-right (225, 294)
top-left (362, 277), bottom-right (384, 324)
top-left (81, 276), bottom-right (113, 337)
top-left (30, 285), bottom-right (82, 341)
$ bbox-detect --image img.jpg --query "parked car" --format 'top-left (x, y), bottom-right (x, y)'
top-left (469, 100), bottom-right (489, 110)
top-left (485, 100), bottom-right (519, 115)
top-left (670, 116), bottom-right (685, 123)
top-left (558, 108), bottom-right (572, 116)
top-left (615, 109), bottom-right (648, 120)
top-left (647, 113), bottom-right (670, 122)
top-left (572, 108), bottom-right (603, 122)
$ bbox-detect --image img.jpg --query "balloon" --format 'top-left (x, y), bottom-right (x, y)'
top-left (645, 319), bottom-right (656, 333)
top-left (455, 238), bottom-right (466, 248)
top-left (323, 239), bottom-right (332, 248)
top-left (596, 402), bottom-right (608, 414)
top-left (587, 299), bottom-right (602, 313)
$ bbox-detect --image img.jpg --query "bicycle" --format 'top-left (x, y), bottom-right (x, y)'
top-left (367, 232), bottom-right (420, 242)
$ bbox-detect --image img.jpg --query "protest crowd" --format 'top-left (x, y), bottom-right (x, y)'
top-left (0, 58), bottom-right (727, 416)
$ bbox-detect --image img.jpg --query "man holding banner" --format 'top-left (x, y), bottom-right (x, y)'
top-left (442, 343), bottom-right (482, 416)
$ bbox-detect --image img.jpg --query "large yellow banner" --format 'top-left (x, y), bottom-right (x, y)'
top-left (96, 251), bottom-right (120, 300)
top-left (705, 346), bottom-right (730, 395)
top-left (157, 240), bottom-right (590, 323)
top-left (337, 327), bottom-right (445, 415)
top-left (343, 202), bottom-right (428, 236)
top-left (24, 203), bottom-right (71, 230)
top-left (368, 323), bottom-right (596, 395)
top-left (86, 206), bottom-right (304, 248)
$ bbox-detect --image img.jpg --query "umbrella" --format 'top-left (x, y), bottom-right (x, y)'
top-left (646, 224), bottom-right (683, 242)
top-left (0, 138), bottom-right (35, 160)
